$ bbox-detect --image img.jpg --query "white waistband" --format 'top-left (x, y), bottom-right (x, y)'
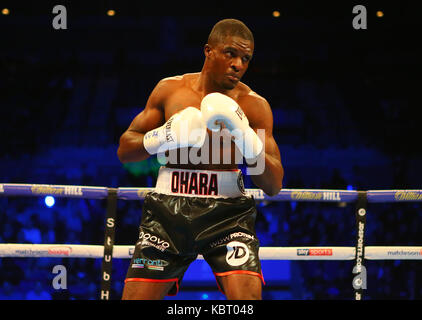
top-left (155, 167), bottom-right (247, 198)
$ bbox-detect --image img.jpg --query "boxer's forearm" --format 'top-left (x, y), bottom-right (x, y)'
top-left (250, 152), bottom-right (284, 196)
top-left (117, 130), bottom-right (150, 163)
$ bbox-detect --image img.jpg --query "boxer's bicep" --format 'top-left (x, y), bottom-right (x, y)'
top-left (117, 81), bottom-right (169, 162)
top-left (264, 134), bottom-right (281, 162)
top-left (127, 106), bottom-right (163, 135)
top-left (127, 81), bottom-right (167, 134)
top-left (248, 97), bottom-right (280, 161)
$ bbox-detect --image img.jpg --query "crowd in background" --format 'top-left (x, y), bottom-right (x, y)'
top-left (1, 11), bottom-right (421, 299)
top-left (0, 169), bottom-right (421, 299)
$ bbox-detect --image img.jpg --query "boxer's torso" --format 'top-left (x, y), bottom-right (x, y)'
top-left (159, 72), bottom-right (261, 171)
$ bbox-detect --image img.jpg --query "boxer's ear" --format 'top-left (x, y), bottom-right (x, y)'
top-left (204, 44), bottom-right (213, 58)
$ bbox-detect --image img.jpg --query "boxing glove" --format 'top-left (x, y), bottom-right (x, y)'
top-left (143, 107), bottom-right (207, 155)
top-left (200, 92), bottom-right (263, 160)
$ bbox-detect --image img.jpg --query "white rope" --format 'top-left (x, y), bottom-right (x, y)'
top-left (365, 246), bottom-right (422, 260)
top-left (1, 244), bottom-right (421, 260)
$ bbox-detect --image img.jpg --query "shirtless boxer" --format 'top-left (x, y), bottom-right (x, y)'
top-left (118, 18), bottom-right (284, 300)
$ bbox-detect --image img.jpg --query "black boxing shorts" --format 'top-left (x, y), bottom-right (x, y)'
top-left (125, 167), bottom-right (264, 296)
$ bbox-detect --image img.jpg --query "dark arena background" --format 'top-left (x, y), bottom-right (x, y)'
top-left (0, 0), bottom-right (421, 301)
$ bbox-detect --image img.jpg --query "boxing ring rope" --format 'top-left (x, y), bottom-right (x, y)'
top-left (2, 243), bottom-right (421, 260)
top-left (1, 183), bottom-right (421, 300)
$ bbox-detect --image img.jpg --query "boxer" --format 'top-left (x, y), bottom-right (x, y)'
top-left (118, 18), bottom-right (284, 300)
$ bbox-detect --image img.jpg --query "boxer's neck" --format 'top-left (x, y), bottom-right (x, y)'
top-left (195, 67), bottom-right (231, 96)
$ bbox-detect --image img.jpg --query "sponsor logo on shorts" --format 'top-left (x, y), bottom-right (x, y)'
top-left (138, 231), bottom-right (170, 252)
top-left (226, 241), bottom-right (250, 267)
top-left (210, 232), bottom-right (255, 248)
top-left (132, 258), bottom-right (169, 271)
top-left (296, 248), bottom-right (333, 256)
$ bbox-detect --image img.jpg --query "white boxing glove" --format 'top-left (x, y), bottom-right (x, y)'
top-left (200, 92), bottom-right (263, 160)
top-left (143, 107), bottom-right (207, 155)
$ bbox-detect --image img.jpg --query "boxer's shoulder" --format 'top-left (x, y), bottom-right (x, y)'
top-left (150, 74), bottom-right (192, 105)
top-left (236, 85), bottom-right (270, 111)
top-left (158, 74), bottom-right (186, 90)
top-left (156, 73), bottom-right (199, 96)
top-left (160, 73), bottom-right (198, 86)
top-left (236, 85), bottom-right (272, 129)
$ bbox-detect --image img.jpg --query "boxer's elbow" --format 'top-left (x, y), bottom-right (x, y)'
top-left (117, 133), bottom-right (136, 163)
top-left (117, 133), bottom-right (126, 163)
top-left (117, 138), bottom-right (132, 163)
top-left (117, 149), bottom-right (146, 164)
top-left (264, 181), bottom-right (282, 197)
top-left (117, 146), bottom-right (128, 163)
top-left (264, 171), bottom-right (283, 196)
top-left (117, 139), bottom-right (150, 164)
top-left (251, 166), bottom-right (283, 196)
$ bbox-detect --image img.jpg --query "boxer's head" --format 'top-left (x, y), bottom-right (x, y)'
top-left (204, 19), bottom-right (254, 90)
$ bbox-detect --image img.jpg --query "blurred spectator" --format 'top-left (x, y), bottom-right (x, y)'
top-left (25, 281), bottom-right (52, 300)
top-left (0, 281), bottom-right (24, 300)
top-left (0, 259), bottom-right (25, 286)
top-left (20, 214), bottom-right (42, 244)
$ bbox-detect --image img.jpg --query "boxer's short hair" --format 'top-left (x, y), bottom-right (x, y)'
top-left (208, 19), bottom-right (254, 46)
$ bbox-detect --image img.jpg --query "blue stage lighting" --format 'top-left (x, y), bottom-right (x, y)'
top-left (201, 293), bottom-right (209, 300)
top-left (45, 196), bottom-right (55, 207)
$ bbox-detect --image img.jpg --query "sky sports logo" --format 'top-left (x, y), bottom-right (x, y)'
top-left (297, 249), bottom-right (333, 256)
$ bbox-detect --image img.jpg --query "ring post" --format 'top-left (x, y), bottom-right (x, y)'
top-left (353, 191), bottom-right (367, 300)
top-left (100, 188), bottom-right (118, 300)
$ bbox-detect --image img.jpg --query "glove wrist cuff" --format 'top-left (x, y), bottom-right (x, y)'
top-left (143, 125), bottom-right (167, 155)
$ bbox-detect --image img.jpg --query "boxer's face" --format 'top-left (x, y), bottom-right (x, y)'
top-left (206, 35), bottom-right (254, 90)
